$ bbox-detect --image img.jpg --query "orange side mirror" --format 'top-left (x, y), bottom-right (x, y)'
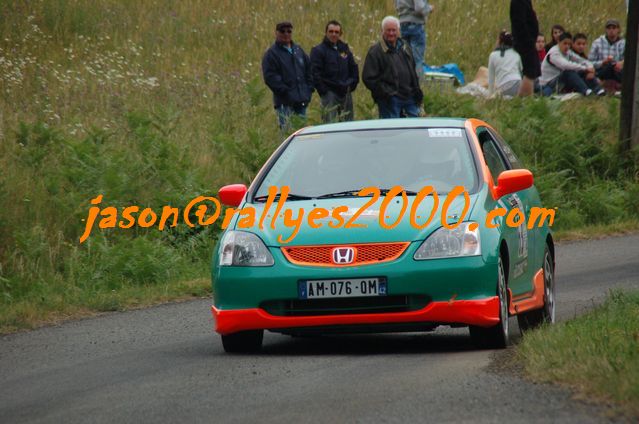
top-left (494, 169), bottom-right (533, 198)
top-left (218, 184), bottom-right (247, 207)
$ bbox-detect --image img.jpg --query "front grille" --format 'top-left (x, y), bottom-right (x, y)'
top-left (260, 295), bottom-right (430, 317)
top-left (281, 242), bottom-right (410, 267)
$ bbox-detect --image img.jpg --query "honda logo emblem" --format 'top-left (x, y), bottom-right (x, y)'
top-left (332, 247), bottom-right (355, 264)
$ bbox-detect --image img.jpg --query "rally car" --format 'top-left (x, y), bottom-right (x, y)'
top-left (211, 118), bottom-right (555, 352)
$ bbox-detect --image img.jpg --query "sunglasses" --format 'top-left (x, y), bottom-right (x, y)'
top-left (278, 29), bottom-right (292, 34)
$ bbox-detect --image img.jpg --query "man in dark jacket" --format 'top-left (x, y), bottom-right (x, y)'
top-left (310, 20), bottom-right (359, 122)
top-left (362, 16), bottom-right (423, 119)
top-left (262, 22), bottom-right (314, 130)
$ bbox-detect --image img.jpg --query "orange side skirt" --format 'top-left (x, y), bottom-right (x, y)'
top-left (508, 268), bottom-right (545, 315)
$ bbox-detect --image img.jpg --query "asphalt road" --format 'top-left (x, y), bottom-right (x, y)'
top-left (1, 235), bottom-right (638, 423)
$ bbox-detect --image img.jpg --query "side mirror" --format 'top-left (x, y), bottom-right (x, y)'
top-left (218, 184), bottom-right (247, 207)
top-left (494, 169), bottom-right (533, 198)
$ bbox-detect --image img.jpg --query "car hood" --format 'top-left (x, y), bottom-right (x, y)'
top-left (235, 194), bottom-right (479, 247)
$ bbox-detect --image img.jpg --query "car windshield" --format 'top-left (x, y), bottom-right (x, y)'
top-left (253, 128), bottom-right (478, 199)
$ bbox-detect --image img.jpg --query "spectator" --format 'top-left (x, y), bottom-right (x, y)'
top-left (362, 16), bottom-right (423, 118)
top-left (545, 24), bottom-right (566, 52)
top-left (395, 0), bottom-right (434, 78)
top-left (588, 19), bottom-right (625, 84)
top-left (262, 21), bottom-right (314, 130)
top-left (536, 33), bottom-right (547, 61)
top-left (540, 32), bottom-right (605, 97)
top-left (310, 20), bottom-right (359, 123)
top-left (571, 33), bottom-right (589, 59)
top-left (488, 30), bottom-right (523, 97)
top-left (510, 0), bottom-right (540, 96)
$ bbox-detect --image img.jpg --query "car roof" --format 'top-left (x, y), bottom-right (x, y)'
top-left (298, 118), bottom-right (468, 135)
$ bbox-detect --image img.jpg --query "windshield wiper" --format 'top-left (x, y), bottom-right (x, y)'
top-left (253, 193), bottom-right (314, 202)
top-left (317, 188), bottom-right (418, 199)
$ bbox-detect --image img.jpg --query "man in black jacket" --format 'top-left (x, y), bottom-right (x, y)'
top-left (362, 16), bottom-right (423, 119)
top-left (310, 20), bottom-right (359, 123)
top-left (262, 22), bottom-right (314, 130)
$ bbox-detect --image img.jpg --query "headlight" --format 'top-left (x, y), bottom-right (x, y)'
top-left (219, 231), bottom-right (274, 266)
top-left (414, 222), bottom-right (481, 260)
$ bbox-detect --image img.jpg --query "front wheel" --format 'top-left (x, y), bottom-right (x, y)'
top-left (517, 246), bottom-right (555, 331)
top-left (470, 256), bottom-right (510, 349)
top-left (221, 330), bottom-right (263, 353)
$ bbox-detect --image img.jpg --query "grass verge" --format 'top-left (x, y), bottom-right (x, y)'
top-left (516, 290), bottom-right (639, 419)
top-left (0, 278), bottom-right (210, 334)
top-left (554, 220), bottom-right (639, 242)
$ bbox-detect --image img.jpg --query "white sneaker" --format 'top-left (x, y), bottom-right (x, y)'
top-left (585, 89), bottom-right (593, 96)
top-left (596, 89), bottom-right (606, 96)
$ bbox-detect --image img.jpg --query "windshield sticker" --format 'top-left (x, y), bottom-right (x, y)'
top-left (428, 128), bottom-right (463, 138)
top-left (296, 134), bottom-right (323, 141)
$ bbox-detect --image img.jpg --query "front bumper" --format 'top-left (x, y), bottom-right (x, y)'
top-left (211, 296), bottom-right (500, 335)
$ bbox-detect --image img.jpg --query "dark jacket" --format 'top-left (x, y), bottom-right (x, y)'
top-left (262, 41), bottom-right (313, 107)
top-left (510, 0), bottom-right (539, 51)
top-left (362, 38), bottom-right (423, 104)
top-left (310, 38), bottom-right (359, 97)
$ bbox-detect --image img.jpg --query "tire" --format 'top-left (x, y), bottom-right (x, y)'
top-left (221, 330), bottom-right (263, 353)
top-left (470, 256), bottom-right (510, 349)
top-left (517, 246), bottom-right (555, 331)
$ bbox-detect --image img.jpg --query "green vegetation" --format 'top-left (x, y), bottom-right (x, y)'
top-left (0, 1), bottom-right (636, 331)
top-left (517, 290), bottom-right (639, 418)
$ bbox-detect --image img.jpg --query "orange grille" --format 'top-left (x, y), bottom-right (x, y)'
top-left (281, 242), bottom-right (410, 267)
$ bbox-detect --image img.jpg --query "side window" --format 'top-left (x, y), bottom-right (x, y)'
top-left (478, 129), bottom-right (508, 179)
top-left (489, 129), bottom-right (523, 169)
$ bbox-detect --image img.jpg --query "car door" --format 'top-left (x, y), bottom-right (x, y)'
top-left (477, 127), bottom-right (534, 297)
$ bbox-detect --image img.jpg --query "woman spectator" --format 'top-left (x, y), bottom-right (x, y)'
top-left (540, 32), bottom-right (605, 96)
top-left (488, 30), bottom-right (523, 97)
top-left (544, 24), bottom-right (565, 52)
top-left (536, 33), bottom-right (547, 61)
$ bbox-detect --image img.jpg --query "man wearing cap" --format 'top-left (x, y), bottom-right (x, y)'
top-left (310, 20), bottom-right (359, 123)
top-left (262, 21), bottom-right (314, 130)
top-left (362, 16), bottom-right (423, 119)
top-left (588, 19), bottom-right (625, 84)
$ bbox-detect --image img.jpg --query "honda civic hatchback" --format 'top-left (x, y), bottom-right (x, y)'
top-left (211, 118), bottom-right (555, 353)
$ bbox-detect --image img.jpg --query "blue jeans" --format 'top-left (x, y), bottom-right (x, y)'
top-left (378, 96), bottom-right (420, 119)
top-left (276, 104), bottom-right (307, 131)
top-left (400, 22), bottom-right (426, 77)
top-left (542, 70), bottom-right (602, 96)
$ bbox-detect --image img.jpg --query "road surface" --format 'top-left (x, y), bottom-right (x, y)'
top-left (1, 235), bottom-right (638, 423)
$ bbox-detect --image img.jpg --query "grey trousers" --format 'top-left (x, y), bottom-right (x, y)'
top-left (320, 90), bottom-right (354, 123)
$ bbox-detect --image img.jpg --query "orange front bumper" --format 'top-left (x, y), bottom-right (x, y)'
top-left (211, 297), bottom-right (500, 335)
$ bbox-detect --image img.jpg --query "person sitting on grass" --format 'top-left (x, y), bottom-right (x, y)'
top-left (539, 32), bottom-right (605, 97)
top-left (488, 30), bottom-right (523, 97)
top-left (588, 19), bottom-right (624, 85)
top-left (544, 24), bottom-right (565, 52)
top-left (536, 33), bottom-right (546, 61)
top-left (571, 33), bottom-right (589, 59)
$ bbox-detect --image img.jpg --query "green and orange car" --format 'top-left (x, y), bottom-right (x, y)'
top-left (211, 118), bottom-right (555, 353)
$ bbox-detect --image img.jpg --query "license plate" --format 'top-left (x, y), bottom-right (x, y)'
top-left (298, 277), bottom-right (387, 299)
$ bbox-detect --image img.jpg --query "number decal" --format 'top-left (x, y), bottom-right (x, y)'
top-left (509, 194), bottom-right (528, 259)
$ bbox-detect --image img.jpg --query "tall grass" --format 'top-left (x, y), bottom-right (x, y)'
top-left (0, 1), bottom-right (634, 330)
